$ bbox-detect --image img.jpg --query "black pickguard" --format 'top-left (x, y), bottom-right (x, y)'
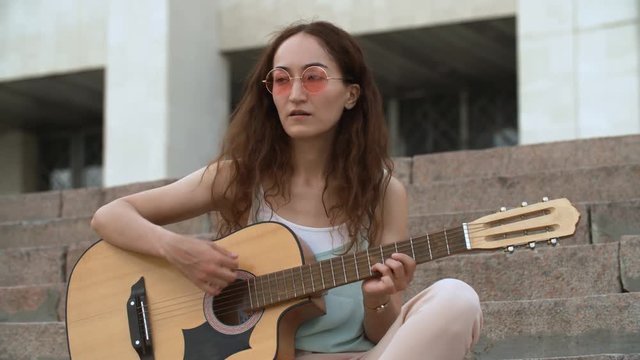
top-left (182, 322), bottom-right (254, 359)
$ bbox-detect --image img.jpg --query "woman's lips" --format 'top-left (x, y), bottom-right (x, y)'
top-left (289, 110), bottom-right (311, 119)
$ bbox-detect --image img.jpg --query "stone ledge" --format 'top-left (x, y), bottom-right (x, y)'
top-left (0, 217), bottom-right (94, 250)
top-left (527, 354), bottom-right (640, 360)
top-left (0, 322), bottom-right (68, 360)
top-left (0, 214), bottom-right (213, 251)
top-left (0, 284), bottom-right (64, 322)
top-left (406, 242), bottom-right (622, 302)
top-left (591, 201), bottom-right (640, 244)
top-left (409, 165), bottom-right (640, 215)
top-left (0, 191), bottom-right (61, 223)
top-left (102, 179), bottom-right (176, 204)
top-left (0, 179), bottom-right (175, 224)
top-left (413, 134), bottom-right (640, 184)
top-left (620, 235), bottom-right (640, 292)
top-left (0, 246), bottom-right (66, 287)
top-left (60, 187), bottom-right (103, 219)
top-left (393, 156), bottom-right (412, 186)
top-left (472, 293), bottom-right (640, 359)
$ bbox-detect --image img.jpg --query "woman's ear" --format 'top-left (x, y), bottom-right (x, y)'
top-left (345, 84), bottom-right (361, 110)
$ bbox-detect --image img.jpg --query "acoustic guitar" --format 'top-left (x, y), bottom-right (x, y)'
top-left (65, 198), bottom-right (580, 359)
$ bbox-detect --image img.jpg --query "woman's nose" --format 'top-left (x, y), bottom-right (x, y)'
top-left (288, 78), bottom-right (307, 102)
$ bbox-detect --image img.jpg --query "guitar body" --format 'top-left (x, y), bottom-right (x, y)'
top-left (66, 222), bottom-right (325, 360)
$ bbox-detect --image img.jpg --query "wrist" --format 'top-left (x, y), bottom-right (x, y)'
top-left (157, 229), bottom-right (179, 261)
top-left (363, 295), bottom-right (390, 313)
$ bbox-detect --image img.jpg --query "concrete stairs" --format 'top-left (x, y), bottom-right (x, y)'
top-left (1, 134), bottom-right (640, 359)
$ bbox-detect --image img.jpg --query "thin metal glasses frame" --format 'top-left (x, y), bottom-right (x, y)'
top-left (262, 66), bottom-right (345, 95)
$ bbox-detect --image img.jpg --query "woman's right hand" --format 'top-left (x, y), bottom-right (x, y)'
top-left (161, 235), bottom-right (239, 296)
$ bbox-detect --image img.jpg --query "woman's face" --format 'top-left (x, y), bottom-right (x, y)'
top-left (270, 33), bottom-right (360, 141)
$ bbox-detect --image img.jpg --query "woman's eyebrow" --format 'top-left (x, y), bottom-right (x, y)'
top-left (304, 62), bottom-right (328, 69)
top-left (274, 62), bottom-right (329, 71)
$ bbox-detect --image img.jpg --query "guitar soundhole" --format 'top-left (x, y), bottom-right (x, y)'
top-left (203, 270), bottom-right (262, 335)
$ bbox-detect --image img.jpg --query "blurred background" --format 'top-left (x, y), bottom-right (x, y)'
top-left (0, 0), bottom-right (638, 194)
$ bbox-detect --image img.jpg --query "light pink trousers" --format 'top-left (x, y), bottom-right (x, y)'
top-left (296, 278), bottom-right (483, 360)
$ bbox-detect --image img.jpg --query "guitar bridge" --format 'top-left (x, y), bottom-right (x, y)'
top-left (127, 277), bottom-right (154, 359)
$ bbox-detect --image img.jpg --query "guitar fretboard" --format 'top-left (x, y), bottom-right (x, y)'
top-left (245, 226), bottom-right (469, 310)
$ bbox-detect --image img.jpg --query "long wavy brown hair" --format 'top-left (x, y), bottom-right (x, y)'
top-left (211, 21), bottom-right (393, 251)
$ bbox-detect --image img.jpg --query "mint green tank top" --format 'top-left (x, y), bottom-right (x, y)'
top-left (295, 248), bottom-right (375, 353)
top-left (250, 198), bottom-right (375, 353)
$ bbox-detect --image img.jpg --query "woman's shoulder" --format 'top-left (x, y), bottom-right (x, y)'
top-left (383, 174), bottom-right (407, 199)
top-left (203, 160), bottom-right (239, 202)
top-left (203, 159), bottom-right (235, 182)
top-left (380, 174), bottom-right (407, 218)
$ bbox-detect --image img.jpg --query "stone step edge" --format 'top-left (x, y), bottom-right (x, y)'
top-left (4, 196), bottom-right (637, 228)
top-left (526, 355), bottom-right (640, 360)
top-left (0, 212), bottom-right (213, 228)
top-left (480, 291), bottom-right (635, 305)
top-left (0, 282), bottom-right (63, 290)
top-left (410, 133), bottom-right (640, 182)
top-left (0, 325), bottom-right (637, 360)
top-left (0, 233), bottom-right (625, 259)
top-left (0, 217), bottom-right (84, 227)
top-left (404, 162), bottom-right (640, 186)
top-left (2, 163), bottom-right (640, 224)
top-left (419, 161), bottom-right (640, 186)
top-left (407, 164), bottom-right (640, 194)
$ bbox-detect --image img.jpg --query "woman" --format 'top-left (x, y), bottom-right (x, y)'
top-left (91, 20), bottom-right (482, 359)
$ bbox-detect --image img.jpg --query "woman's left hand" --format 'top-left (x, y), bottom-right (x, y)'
top-left (361, 253), bottom-right (416, 307)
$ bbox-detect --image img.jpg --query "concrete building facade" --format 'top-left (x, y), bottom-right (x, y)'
top-left (0, 0), bottom-right (638, 194)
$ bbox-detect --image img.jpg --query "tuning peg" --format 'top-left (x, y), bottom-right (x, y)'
top-left (548, 238), bottom-right (558, 246)
top-left (500, 206), bottom-right (507, 212)
top-left (528, 242), bottom-right (536, 249)
top-left (504, 246), bottom-right (515, 253)
top-left (521, 201), bottom-right (528, 207)
top-left (542, 196), bottom-right (549, 202)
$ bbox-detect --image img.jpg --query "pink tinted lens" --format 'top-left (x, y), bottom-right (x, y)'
top-left (267, 69), bottom-right (291, 95)
top-left (301, 67), bottom-right (329, 93)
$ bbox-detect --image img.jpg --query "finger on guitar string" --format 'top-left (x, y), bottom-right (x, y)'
top-left (201, 279), bottom-right (223, 296)
top-left (389, 252), bottom-right (416, 285)
top-left (384, 257), bottom-right (407, 287)
top-left (163, 235), bottom-right (239, 292)
top-left (365, 262), bottom-right (397, 294)
top-left (207, 283), bottom-right (221, 296)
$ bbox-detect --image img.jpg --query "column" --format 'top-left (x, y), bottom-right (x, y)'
top-left (104, 0), bottom-right (229, 186)
top-left (517, 0), bottom-right (640, 144)
top-left (0, 130), bottom-right (38, 195)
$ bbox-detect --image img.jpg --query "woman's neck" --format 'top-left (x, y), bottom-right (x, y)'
top-left (290, 137), bottom-right (333, 183)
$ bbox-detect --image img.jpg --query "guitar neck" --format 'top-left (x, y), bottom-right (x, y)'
top-left (247, 225), bottom-right (469, 310)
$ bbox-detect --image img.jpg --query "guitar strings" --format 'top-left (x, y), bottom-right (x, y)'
top-left (205, 235), bottom-right (474, 316)
top-left (151, 225), bottom-right (484, 318)
top-left (151, 235), bottom-right (474, 320)
top-left (150, 226), bottom-right (474, 311)
top-left (155, 226), bottom-right (488, 320)
top-left (209, 225), bottom-right (481, 303)
top-left (150, 225), bottom-right (490, 320)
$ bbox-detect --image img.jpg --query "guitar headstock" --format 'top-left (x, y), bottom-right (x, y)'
top-left (466, 198), bottom-right (580, 251)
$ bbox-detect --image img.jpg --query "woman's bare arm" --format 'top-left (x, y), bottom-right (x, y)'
top-left (361, 176), bottom-right (411, 343)
top-left (90, 163), bottom-right (239, 295)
